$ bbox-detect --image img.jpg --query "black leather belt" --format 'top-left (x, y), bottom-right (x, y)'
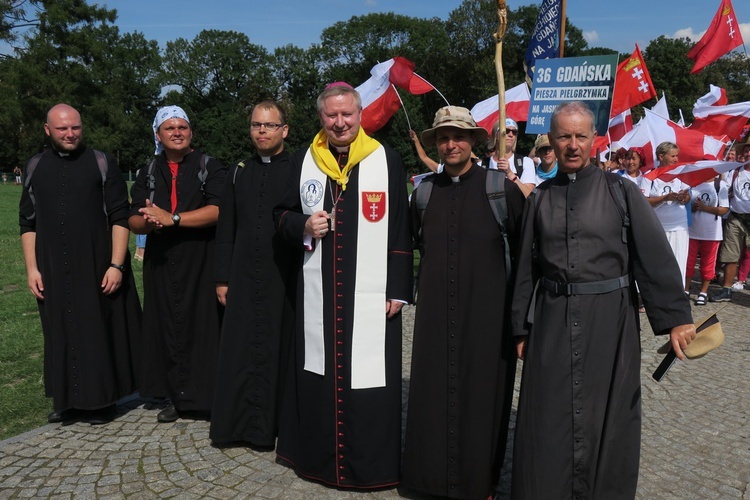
top-left (540, 275), bottom-right (631, 296)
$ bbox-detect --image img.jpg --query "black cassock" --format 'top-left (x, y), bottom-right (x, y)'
top-left (129, 149), bottom-right (226, 413)
top-left (510, 165), bottom-right (693, 499)
top-left (273, 145), bottom-right (413, 488)
top-left (19, 147), bottom-right (141, 412)
top-left (210, 152), bottom-right (298, 446)
top-left (403, 164), bottom-right (525, 499)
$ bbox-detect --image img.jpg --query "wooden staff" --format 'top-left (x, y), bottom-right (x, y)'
top-left (495, 0), bottom-right (508, 148)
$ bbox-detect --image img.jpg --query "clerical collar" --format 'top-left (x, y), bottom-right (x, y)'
top-left (260, 155), bottom-right (271, 164)
top-left (451, 176), bottom-right (461, 183)
top-left (567, 173), bottom-right (577, 181)
top-left (330, 143), bottom-right (350, 154)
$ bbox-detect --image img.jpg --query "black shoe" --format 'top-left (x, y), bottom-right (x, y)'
top-left (48, 409), bottom-right (77, 423)
top-left (157, 405), bottom-right (179, 423)
top-left (84, 405), bottom-right (116, 425)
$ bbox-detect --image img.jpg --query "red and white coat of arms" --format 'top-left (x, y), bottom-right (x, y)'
top-left (361, 191), bottom-right (386, 223)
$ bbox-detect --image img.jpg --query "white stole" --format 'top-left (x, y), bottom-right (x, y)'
top-left (299, 146), bottom-right (389, 389)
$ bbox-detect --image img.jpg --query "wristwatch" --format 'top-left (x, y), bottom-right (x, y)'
top-left (171, 212), bottom-right (181, 227)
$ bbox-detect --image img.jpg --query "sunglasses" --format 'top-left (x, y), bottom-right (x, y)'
top-left (506, 129), bottom-right (518, 136)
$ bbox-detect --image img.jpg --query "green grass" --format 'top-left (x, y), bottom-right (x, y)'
top-left (0, 184), bottom-right (143, 440)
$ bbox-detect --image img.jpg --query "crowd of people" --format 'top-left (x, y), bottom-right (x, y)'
top-left (20, 92), bottom-right (724, 499)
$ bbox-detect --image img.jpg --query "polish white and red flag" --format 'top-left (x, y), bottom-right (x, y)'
top-left (607, 110), bottom-right (633, 144)
top-left (644, 160), bottom-right (748, 186)
top-left (614, 109), bottom-right (726, 170)
top-left (695, 85), bottom-right (729, 107)
top-left (689, 100), bottom-right (750, 142)
top-left (470, 82), bottom-right (531, 134)
top-left (356, 57), bottom-right (435, 134)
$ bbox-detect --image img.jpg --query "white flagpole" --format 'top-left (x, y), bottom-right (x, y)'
top-left (413, 73), bottom-right (450, 106)
top-left (391, 84), bottom-right (413, 131)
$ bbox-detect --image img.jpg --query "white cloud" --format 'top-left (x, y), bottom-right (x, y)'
top-left (672, 22), bottom-right (750, 52)
top-left (583, 30), bottom-right (599, 44)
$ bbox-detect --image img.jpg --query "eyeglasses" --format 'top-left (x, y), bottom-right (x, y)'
top-left (506, 129), bottom-right (518, 136)
top-left (250, 122), bottom-right (285, 131)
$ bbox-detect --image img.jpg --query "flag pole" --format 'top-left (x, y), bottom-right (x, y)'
top-left (391, 84), bottom-right (414, 131)
top-left (414, 73), bottom-right (451, 106)
top-left (495, 0), bottom-right (508, 148)
top-left (559, 0), bottom-right (567, 58)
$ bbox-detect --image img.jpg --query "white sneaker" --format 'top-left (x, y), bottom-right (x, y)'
top-left (731, 281), bottom-right (745, 291)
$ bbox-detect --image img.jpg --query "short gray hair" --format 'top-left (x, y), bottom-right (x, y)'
top-left (316, 84), bottom-right (362, 113)
top-left (550, 101), bottom-right (595, 134)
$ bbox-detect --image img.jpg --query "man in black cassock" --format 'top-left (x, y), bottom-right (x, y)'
top-left (20, 103), bottom-right (141, 425)
top-left (510, 102), bottom-right (696, 499)
top-left (402, 106), bottom-right (525, 499)
top-left (210, 101), bottom-right (297, 447)
top-left (273, 83), bottom-right (412, 489)
top-left (129, 106), bottom-right (226, 423)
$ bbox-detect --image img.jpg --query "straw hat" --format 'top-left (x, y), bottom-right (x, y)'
top-left (657, 310), bottom-right (724, 359)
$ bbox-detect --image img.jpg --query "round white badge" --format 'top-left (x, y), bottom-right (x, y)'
top-left (301, 179), bottom-right (324, 207)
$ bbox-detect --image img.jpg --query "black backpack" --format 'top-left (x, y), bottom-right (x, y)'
top-left (145, 153), bottom-right (210, 202)
top-left (413, 169), bottom-right (512, 280)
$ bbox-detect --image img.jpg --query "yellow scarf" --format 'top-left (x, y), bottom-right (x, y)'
top-left (310, 127), bottom-right (380, 191)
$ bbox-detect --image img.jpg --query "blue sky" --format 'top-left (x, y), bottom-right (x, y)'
top-left (103, 0), bottom-right (750, 55)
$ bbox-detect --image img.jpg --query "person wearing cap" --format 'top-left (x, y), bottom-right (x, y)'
top-left (486, 117), bottom-right (535, 196)
top-left (209, 100), bottom-right (297, 448)
top-left (273, 83), bottom-right (412, 489)
top-left (19, 103), bottom-right (141, 425)
top-left (510, 102), bottom-right (695, 499)
top-left (402, 106), bottom-right (525, 499)
top-left (129, 105), bottom-right (227, 423)
top-left (518, 133), bottom-right (558, 191)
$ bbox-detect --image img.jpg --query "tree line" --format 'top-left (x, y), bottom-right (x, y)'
top-left (2, 0), bottom-right (749, 175)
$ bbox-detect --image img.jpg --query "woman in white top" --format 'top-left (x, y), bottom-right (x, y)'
top-left (643, 142), bottom-right (691, 281)
top-left (618, 147), bottom-right (646, 193)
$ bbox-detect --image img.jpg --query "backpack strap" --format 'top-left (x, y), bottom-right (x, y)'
top-left (604, 172), bottom-right (630, 244)
top-left (514, 155), bottom-right (524, 178)
top-left (92, 150), bottom-right (110, 228)
top-left (23, 153), bottom-right (45, 220)
top-left (232, 160), bottom-right (246, 184)
top-left (485, 169), bottom-right (512, 281)
top-left (413, 174), bottom-right (436, 240)
top-left (146, 159), bottom-right (157, 203)
top-left (199, 153), bottom-right (210, 184)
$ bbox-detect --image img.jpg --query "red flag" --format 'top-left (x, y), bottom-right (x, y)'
top-left (610, 45), bottom-right (657, 118)
top-left (356, 57), bottom-right (435, 134)
top-left (687, 0), bottom-right (745, 74)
